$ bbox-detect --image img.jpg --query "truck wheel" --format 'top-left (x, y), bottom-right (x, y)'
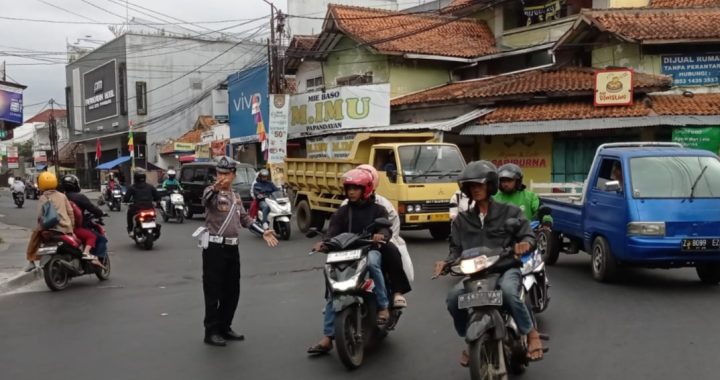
top-left (591, 236), bottom-right (618, 283)
top-left (295, 200), bottom-right (312, 233)
top-left (429, 223), bottom-right (450, 240)
top-left (696, 264), bottom-right (720, 285)
top-left (540, 230), bottom-right (561, 265)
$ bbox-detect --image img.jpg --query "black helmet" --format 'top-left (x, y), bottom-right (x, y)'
top-left (59, 174), bottom-right (81, 193)
top-left (133, 168), bottom-right (147, 183)
top-left (498, 163), bottom-right (524, 193)
top-left (215, 156), bottom-right (237, 174)
top-left (458, 160), bottom-right (498, 198)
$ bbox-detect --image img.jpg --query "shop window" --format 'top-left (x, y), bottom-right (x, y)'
top-left (336, 72), bottom-right (373, 86)
top-left (504, 0), bottom-right (591, 30)
top-left (306, 76), bottom-right (324, 92)
top-left (136, 81), bottom-right (147, 115)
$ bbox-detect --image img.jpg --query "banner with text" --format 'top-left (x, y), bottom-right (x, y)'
top-left (672, 127), bottom-right (720, 153)
top-left (268, 94), bottom-right (289, 164)
top-left (7, 146), bottom-right (19, 169)
top-left (662, 54), bottom-right (720, 87)
top-left (288, 83), bottom-right (390, 138)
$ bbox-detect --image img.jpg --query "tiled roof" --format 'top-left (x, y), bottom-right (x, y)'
top-left (25, 109), bottom-right (67, 123)
top-left (328, 5), bottom-right (497, 58)
top-left (286, 35), bottom-right (318, 57)
top-left (583, 8), bottom-right (720, 42)
top-left (651, 0), bottom-right (720, 7)
top-left (650, 93), bottom-right (720, 115)
top-left (391, 67), bottom-right (671, 107)
top-left (478, 101), bottom-right (651, 124)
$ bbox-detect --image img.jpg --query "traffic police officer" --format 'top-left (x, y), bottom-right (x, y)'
top-left (201, 156), bottom-right (278, 346)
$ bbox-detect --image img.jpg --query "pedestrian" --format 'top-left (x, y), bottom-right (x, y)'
top-left (200, 156), bottom-right (278, 347)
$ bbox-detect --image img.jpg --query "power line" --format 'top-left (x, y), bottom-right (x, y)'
top-left (0, 15), bottom-right (263, 25)
top-left (36, 0), bottom-right (99, 23)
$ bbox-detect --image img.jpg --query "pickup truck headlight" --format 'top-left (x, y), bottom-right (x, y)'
top-left (627, 222), bottom-right (665, 236)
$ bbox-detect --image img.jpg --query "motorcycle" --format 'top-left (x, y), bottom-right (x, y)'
top-left (131, 207), bottom-right (161, 250)
top-left (307, 218), bottom-right (402, 370)
top-left (437, 218), bottom-right (548, 380)
top-left (525, 206), bottom-right (553, 314)
top-left (13, 191), bottom-right (24, 208)
top-left (108, 188), bottom-right (124, 211)
top-left (250, 190), bottom-right (292, 240)
top-left (37, 214), bottom-right (111, 291)
top-left (160, 189), bottom-right (185, 223)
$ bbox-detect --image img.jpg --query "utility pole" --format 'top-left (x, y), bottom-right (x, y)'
top-left (262, 0), bottom-right (278, 93)
top-left (48, 99), bottom-right (60, 174)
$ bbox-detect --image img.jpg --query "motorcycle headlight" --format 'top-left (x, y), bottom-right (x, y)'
top-left (460, 255), bottom-right (500, 275)
top-left (627, 222), bottom-right (665, 236)
top-left (328, 257), bottom-right (367, 291)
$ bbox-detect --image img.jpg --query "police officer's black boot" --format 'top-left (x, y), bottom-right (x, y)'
top-left (204, 332), bottom-right (227, 347)
top-left (221, 329), bottom-right (245, 341)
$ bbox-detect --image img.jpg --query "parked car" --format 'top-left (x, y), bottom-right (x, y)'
top-left (179, 160), bottom-right (256, 219)
top-left (25, 174), bottom-right (40, 199)
top-left (538, 142), bottom-right (720, 284)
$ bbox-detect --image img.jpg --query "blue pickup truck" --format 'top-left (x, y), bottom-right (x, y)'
top-left (540, 142), bottom-right (720, 283)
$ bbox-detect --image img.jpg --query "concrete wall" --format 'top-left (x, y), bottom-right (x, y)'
top-left (295, 61), bottom-right (323, 93)
top-left (501, 17), bottom-right (576, 49)
top-left (288, 0), bottom-right (399, 36)
top-left (323, 37), bottom-right (389, 88)
top-left (389, 61), bottom-right (450, 99)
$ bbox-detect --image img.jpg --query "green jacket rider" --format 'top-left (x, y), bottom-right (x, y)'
top-left (494, 163), bottom-right (553, 225)
top-left (162, 169), bottom-right (183, 191)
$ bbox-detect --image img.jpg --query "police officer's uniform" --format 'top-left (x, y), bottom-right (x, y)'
top-left (201, 157), bottom-right (253, 346)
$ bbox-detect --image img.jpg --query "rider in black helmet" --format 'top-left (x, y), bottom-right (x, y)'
top-left (59, 174), bottom-right (108, 260)
top-left (434, 160), bottom-right (544, 365)
top-left (123, 169), bottom-right (160, 236)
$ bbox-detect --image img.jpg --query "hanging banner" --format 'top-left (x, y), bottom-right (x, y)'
top-left (195, 143), bottom-right (210, 160)
top-left (268, 163), bottom-right (285, 187)
top-left (594, 69), bottom-right (633, 107)
top-left (268, 94), bottom-right (289, 164)
top-left (34, 151), bottom-right (48, 164)
top-left (7, 146), bottom-right (19, 169)
top-left (672, 127), bottom-right (720, 153)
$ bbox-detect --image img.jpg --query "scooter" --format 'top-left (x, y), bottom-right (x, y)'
top-left (307, 218), bottom-right (402, 370)
top-left (37, 214), bottom-right (111, 291)
top-left (131, 207), bottom-right (161, 250)
top-left (12, 191), bottom-right (24, 208)
top-left (250, 190), bottom-right (292, 240)
top-left (108, 188), bottom-right (123, 211)
top-left (160, 189), bottom-right (185, 223)
top-left (436, 218), bottom-right (549, 380)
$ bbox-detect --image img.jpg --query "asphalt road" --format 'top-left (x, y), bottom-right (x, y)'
top-left (1, 194), bottom-right (720, 380)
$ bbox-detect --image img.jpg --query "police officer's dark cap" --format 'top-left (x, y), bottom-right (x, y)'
top-left (215, 156), bottom-right (237, 173)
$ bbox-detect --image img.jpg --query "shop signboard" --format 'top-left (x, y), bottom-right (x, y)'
top-left (288, 83), bottom-right (390, 138)
top-left (0, 86), bottom-right (23, 125)
top-left (672, 127), bottom-right (720, 153)
top-left (662, 54), bottom-right (720, 87)
top-left (195, 143), bottom-right (210, 160)
top-left (267, 94), bottom-right (289, 164)
top-left (7, 146), bottom-right (19, 169)
top-left (306, 134), bottom-right (355, 159)
top-left (594, 69), bottom-right (633, 107)
top-left (173, 142), bottom-right (195, 152)
top-left (228, 65), bottom-right (268, 143)
top-left (83, 60), bottom-right (118, 124)
top-left (481, 134), bottom-right (552, 183)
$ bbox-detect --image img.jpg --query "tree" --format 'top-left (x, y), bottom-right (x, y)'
top-left (14, 141), bottom-right (34, 159)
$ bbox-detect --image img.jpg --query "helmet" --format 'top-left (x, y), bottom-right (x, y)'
top-left (458, 160), bottom-right (498, 198)
top-left (133, 168), bottom-right (147, 183)
top-left (59, 175), bottom-right (81, 193)
top-left (167, 169), bottom-right (176, 179)
top-left (357, 164), bottom-right (379, 189)
top-left (215, 156), bottom-right (237, 174)
top-left (38, 172), bottom-right (58, 192)
top-left (342, 168), bottom-right (375, 201)
top-left (498, 163), bottom-right (524, 193)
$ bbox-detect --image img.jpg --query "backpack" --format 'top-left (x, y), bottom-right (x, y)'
top-left (41, 195), bottom-right (60, 229)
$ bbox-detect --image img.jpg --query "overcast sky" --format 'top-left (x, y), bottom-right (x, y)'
top-left (1, 0), bottom-right (286, 121)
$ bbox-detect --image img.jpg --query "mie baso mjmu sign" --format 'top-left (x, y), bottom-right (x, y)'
top-left (288, 84), bottom-right (390, 137)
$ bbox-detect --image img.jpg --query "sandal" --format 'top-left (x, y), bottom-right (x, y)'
top-left (527, 334), bottom-right (544, 361)
top-left (459, 350), bottom-right (469, 367)
top-left (377, 309), bottom-right (390, 326)
top-left (393, 294), bottom-right (407, 308)
top-left (307, 343), bottom-right (332, 355)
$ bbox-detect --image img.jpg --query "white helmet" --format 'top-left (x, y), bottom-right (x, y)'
top-left (167, 169), bottom-right (176, 179)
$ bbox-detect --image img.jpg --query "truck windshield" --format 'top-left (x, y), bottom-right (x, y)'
top-left (398, 145), bottom-right (465, 184)
top-left (630, 156), bottom-right (720, 198)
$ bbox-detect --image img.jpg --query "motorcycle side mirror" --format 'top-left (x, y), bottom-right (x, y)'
top-left (306, 228), bottom-right (320, 239)
top-left (538, 206), bottom-right (551, 219)
top-left (373, 217), bottom-right (392, 228)
top-left (504, 218), bottom-right (522, 234)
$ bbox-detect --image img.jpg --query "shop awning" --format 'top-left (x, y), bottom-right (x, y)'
top-left (96, 156), bottom-right (131, 170)
top-left (179, 155), bottom-right (195, 163)
top-left (35, 163), bottom-right (48, 171)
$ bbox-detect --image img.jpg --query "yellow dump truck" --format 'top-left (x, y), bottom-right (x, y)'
top-left (285, 133), bottom-right (466, 240)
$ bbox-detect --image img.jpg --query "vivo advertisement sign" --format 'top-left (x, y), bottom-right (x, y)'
top-left (0, 87), bottom-right (23, 125)
top-left (228, 64), bottom-right (268, 143)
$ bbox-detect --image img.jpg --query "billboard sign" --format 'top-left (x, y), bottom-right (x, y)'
top-left (672, 127), bottom-right (720, 153)
top-left (83, 60), bottom-right (118, 124)
top-left (228, 65), bottom-right (269, 143)
top-left (594, 69), bottom-right (633, 107)
top-left (7, 146), bottom-right (19, 169)
top-left (268, 94), bottom-right (289, 164)
top-left (662, 54), bottom-right (720, 87)
top-left (0, 86), bottom-right (23, 125)
top-left (288, 83), bottom-right (391, 138)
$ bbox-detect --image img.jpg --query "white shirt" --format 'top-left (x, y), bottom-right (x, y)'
top-left (11, 181), bottom-right (25, 193)
top-left (449, 190), bottom-right (473, 220)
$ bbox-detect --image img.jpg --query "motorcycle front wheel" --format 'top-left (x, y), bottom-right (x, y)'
top-left (276, 221), bottom-right (291, 240)
top-left (335, 306), bottom-right (364, 370)
top-left (469, 334), bottom-right (508, 380)
top-left (95, 254), bottom-right (111, 281)
top-left (43, 257), bottom-right (71, 291)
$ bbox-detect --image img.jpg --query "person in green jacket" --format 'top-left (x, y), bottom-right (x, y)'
top-left (494, 163), bottom-right (552, 225)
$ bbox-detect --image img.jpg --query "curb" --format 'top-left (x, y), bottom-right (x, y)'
top-left (0, 268), bottom-right (42, 295)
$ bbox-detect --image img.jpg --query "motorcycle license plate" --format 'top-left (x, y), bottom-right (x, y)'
top-left (37, 246), bottom-right (58, 255)
top-left (682, 238), bottom-right (720, 252)
top-left (458, 290), bottom-right (503, 309)
top-left (326, 249), bottom-right (362, 263)
top-left (175, 205), bottom-right (184, 210)
top-left (142, 222), bottom-right (157, 228)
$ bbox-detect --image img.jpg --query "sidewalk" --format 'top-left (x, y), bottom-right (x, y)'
top-left (0, 221), bottom-right (41, 294)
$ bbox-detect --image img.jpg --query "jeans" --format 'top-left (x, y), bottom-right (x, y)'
top-left (446, 268), bottom-right (533, 337)
top-left (258, 200), bottom-right (270, 226)
top-left (322, 250), bottom-right (388, 337)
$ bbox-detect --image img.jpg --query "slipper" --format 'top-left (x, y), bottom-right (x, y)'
top-left (393, 295), bottom-right (407, 308)
top-left (527, 335), bottom-right (544, 362)
top-left (307, 343), bottom-right (332, 355)
top-left (460, 350), bottom-right (469, 367)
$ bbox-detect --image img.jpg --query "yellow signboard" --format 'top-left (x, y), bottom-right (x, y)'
top-left (480, 134), bottom-right (552, 183)
top-left (195, 143), bottom-right (210, 159)
top-left (174, 142), bottom-right (195, 152)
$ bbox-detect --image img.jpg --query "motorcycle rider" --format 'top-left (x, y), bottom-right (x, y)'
top-left (434, 161), bottom-right (544, 365)
top-left (494, 163), bottom-right (552, 224)
top-left (106, 172), bottom-right (121, 201)
top-left (252, 169), bottom-right (278, 229)
top-left (307, 168), bottom-right (396, 355)
top-left (162, 169), bottom-right (183, 191)
top-left (11, 176), bottom-right (25, 200)
top-left (123, 169), bottom-right (160, 236)
top-left (59, 175), bottom-right (108, 260)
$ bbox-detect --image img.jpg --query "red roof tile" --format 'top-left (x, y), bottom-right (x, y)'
top-left (650, 93), bottom-right (720, 115)
top-left (25, 109), bottom-right (67, 123)
top-left (391, 67), bottom-right (671, 107)
top-left (583, 8), bottom-right (720, 42)
top-left (651, 0), bottom-right (720, 7)
top-left (328, 5), bottom-right (497, 58)
top-left (478, 101), bottom-right (651, 124)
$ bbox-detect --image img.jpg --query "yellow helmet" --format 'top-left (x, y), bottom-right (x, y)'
top-left (38, 172), bottom-right (58, 191)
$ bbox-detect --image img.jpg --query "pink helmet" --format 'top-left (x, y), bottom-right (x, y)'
top-left (357, 164), bottom-right (379, 189)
